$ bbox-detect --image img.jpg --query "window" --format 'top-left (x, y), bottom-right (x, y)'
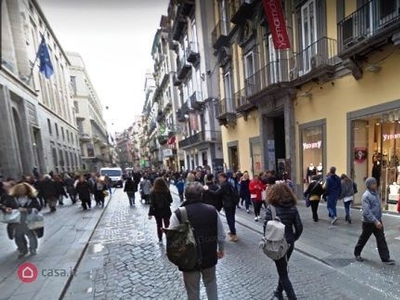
top-left (55, 123), bottom-right (59, 137)
top-left (47, 119), bottom-right (52, 135)
top-left (61, 127), bottom-right (65, 140)
top-left (66, 130), bottom-right (69, 142)
top-left (224, 71), bottom-right (234, 112)
top-left (74, 101), bottom-right (79, 113)
top-left (70, 76), bottom-right (77, 95)
top-left (301, 0), bottom-right (317, 73)
top-left (244, 52), bottom-right (255, 80)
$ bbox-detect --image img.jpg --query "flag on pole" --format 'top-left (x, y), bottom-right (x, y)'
top-left (38, 36), bottom-right (54, 79)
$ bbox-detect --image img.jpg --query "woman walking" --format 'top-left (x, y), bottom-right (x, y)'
top-left (75, 175), bottom-right (92, 210)
top-left (265, 183), bottom-right (303, 300)
top-left (140, 176), bottom-right (152, 204)
top-left (304, 175), bottom-right (324, 222)
top-left (249, 175), bottom-right (264, 221)
top-left (240, 172), bottom-right (251, 213)
top-left (340, 174), bottom-right (355, 223)
top-left (94, 176), bottom-right (107, 207)
top-left (54, 175), bottom-right (68, 206)
top-left (5, 183), bottom-right (42, 258)
top-left (124, 177), bottom-right (137, 206)
top-left (148, 178), bottom-right (173, 244)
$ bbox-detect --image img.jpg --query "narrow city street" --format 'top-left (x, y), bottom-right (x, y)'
top-left (60, 187), bottom-right (400, 300)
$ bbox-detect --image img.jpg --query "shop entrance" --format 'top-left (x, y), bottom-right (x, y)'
top-left (274, 116), bottom-right (286, 174)
top-left (228, 145), bottom-right (238, 172)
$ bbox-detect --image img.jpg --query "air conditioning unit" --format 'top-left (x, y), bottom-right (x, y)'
top-left (310, 54), bottom-right (323, 70)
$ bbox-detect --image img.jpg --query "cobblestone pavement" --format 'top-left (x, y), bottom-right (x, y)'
top-left (64, 188), bottom-right (398, 300)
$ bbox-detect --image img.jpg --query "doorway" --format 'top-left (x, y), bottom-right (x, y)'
top-left (274, 116), bottom-right (286, 173)
top-left (228, 143), bottom-right (239, 172)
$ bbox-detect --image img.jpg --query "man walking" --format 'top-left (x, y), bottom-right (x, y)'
top-left (169, 182), bottom-right (225, 300)
top-left (354, 177), bottom-right (395, 265)
top-left (324, 166), bottom-right (342, 225)
top-left (206, 173), bottom-right (239, 242)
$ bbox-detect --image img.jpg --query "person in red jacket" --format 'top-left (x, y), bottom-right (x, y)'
top-left (249, 175), bottom-right (265, 222)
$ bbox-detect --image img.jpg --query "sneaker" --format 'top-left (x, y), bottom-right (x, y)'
top-left (383, 259), bottom-right (396, 265)
top-left (18, 251), bottom-right (27, 259)
top-left (30, 249), bottom-right (37, 256)
top-left (230, 235), bottom-right (238, 242)
top-left (355, 255), bottom-right (364, 262)
top-left (246, 210), bottom-right (250, 214)
top-left (331, 217), bottom-right (338, 225)
top-left (255, 217), bottom-right (258, 222)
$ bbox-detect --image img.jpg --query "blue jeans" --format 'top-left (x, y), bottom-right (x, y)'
top-left (127, 192), bottom-right (135, 206)
top-left (224, 207), bottom-right (236, 235)
top-left (344, 200), bottom-right (352, 220)
top-left (327, 196), bottom-right (338, 218)
top-left (275, 243), bottom-right (296, 300)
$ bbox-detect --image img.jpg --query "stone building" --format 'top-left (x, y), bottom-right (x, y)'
top-left (67, 52), bottom-right (110, 172)
top-left (0, 0), bottom-right (80, 178)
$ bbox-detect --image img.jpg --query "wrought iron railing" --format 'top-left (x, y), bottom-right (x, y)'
top-left (178, 131), bottom-right (222, 148)
top-left (338, 0), bottom-right (400, 52)
top-left (217, 98), bottom-right (235, 117)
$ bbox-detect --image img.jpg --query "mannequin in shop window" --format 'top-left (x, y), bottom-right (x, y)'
top-left (306, 163), bottom-right (317, 183)
top-left (372, 155), bottom-right (382, 187)
top-left (316, 163), bottom-right (323, 176)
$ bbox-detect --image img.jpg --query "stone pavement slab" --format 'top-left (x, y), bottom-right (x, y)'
top-left (65, 187), bottom-right (399, 299)
top-left (0, 193), bottom-right (114, 300)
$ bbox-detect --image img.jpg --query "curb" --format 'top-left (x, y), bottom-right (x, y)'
top-left (58, 192), bottom-right (115, 300)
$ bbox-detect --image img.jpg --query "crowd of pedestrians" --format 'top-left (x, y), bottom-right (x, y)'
top-left (1, 164), bottom-right (398, 300)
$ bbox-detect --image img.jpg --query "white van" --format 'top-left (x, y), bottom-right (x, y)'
top-left (100, 167), bottom-right (123, 188)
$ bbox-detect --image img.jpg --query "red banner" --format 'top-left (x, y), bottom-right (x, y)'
top-left (262, 0), bottom-right (291, 50)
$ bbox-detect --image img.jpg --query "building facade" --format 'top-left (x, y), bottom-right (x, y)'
top-left (1, 0), bottom-right (80, 178)
top-left (168, 0), bottom-right (223, 172)
top-left (67, 52), bottom-right (110, 172)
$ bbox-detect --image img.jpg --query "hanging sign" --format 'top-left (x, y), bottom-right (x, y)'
top-left (262, 0), bottom-right (291, 50)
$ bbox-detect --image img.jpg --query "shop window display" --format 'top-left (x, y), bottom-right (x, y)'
top-left (352, 115), bottom-right (400, 211)
top-left (301, 125), bottom-right (323, 183)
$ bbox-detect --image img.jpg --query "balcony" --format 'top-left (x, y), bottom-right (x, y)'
top-left (156, 110), bottom-right (165, 123)
top-left (212, 20), bottom-right (230, 49)
top-left (177, 54), bottom-right (192, 80)
top-left (234, 88), bottom-right (255, 114)
top-left (189, 91), bottom-right (204, 111)
top-left (338, 0), bottom-right (400, 58)
top-left (186, 42), bottom-right (200, 65)
top-left (229, 0), bottom-right (254, 24)
top-left (178, 130), bottom-right (222, 149)
top-left (294, 37), bottom-right (338, 84)
top-left (157, 134), bottom-right (169, 145)
top-left (216, 98), bottom-right (237, 126)
top-left (176, 0), bottom-right (195, 17)
top-left (176, 108), bottom-right (187, 122)
top-left (172, 16), bottom-right (186, 41)
top-left (245, 57), bottom-right (293, 99)
top-left (79, 133), bottom-right (91, 142)
top-left (173, 74), bottom-right (182, 86)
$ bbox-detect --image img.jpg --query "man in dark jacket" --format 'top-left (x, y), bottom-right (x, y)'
top-left (202, 174), bottom-right (223, 212)
top-left (206, 173), bottom-right (238, 242)
top-left (324, 166), bottom-right (342, 225)
top-left (40, 174), bottom-right (58, 212)
top-left (169, 182), bottom-right (225, 300)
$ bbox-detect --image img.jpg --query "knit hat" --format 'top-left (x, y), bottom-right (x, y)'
top-left (365, 177), bottom-right (377, 189)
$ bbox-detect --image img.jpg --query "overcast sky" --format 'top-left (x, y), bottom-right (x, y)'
top-left (38, 0), bottom-right (168, 132)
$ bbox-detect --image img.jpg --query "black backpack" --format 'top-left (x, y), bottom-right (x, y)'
top-left (163, 207), bottom-right (198, 270)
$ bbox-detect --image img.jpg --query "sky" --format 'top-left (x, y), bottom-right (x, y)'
top-left (38, 0), bottom-right (168, 132)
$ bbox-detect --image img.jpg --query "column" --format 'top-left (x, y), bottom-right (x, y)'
top-left (259, 113), bottom-right (275, 172)
top-left (284, 96), bottom-right (297, 183)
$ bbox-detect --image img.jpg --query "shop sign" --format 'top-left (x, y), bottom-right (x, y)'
top-left (354, 147), bottom-right (367, 164)
top-left (383, 134), bottom-right (400, 141)
top-left (303, 140), bottom-right (322, 150)
top-left (163, 149), bottom-right (173, 157)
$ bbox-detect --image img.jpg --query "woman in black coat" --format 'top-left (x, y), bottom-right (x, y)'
top-left (75, 175), bottom-right (92, 210)
top-left (264, 183), bottom-right (303, 300)
top-left (239, 172), bottom-right (251, 213)
top-left (148, 178), bottom-right (173, 244)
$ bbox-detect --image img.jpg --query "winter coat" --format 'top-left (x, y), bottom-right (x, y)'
top-left (148, 191), bottom-right (173, 218)
top-left (249, 180), bottom-right (264, 202)
top-left (75, 181), bottom-right (92, 201)
top-left (140, 180), bottom-right (152, 195)
top-left (304, 180), bottom-right (324, 201)
top-left (239, 179), bottom-right (250, 199)
top-left (124, 180), bottom-right (137, 193)
top-left (40, 178), bottom-right (58, 199)
top-left (362, 189), bottom-right (382, 223)
top-left (340, 180), bottom-right (354, 200)
top-left (325, 174), bottom-right (342, 199)
top-left (264, 200), bottom-right (303, 245)
top-left (55, 181), bottom-right (67, 197)
top-left (203, 183), bottom-right (223, 212)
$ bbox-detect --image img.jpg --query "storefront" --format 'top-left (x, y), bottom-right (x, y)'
top-left (349, 100), bottom-right (400, 211)
top-left (299, 119), bottom-right (326, 185)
